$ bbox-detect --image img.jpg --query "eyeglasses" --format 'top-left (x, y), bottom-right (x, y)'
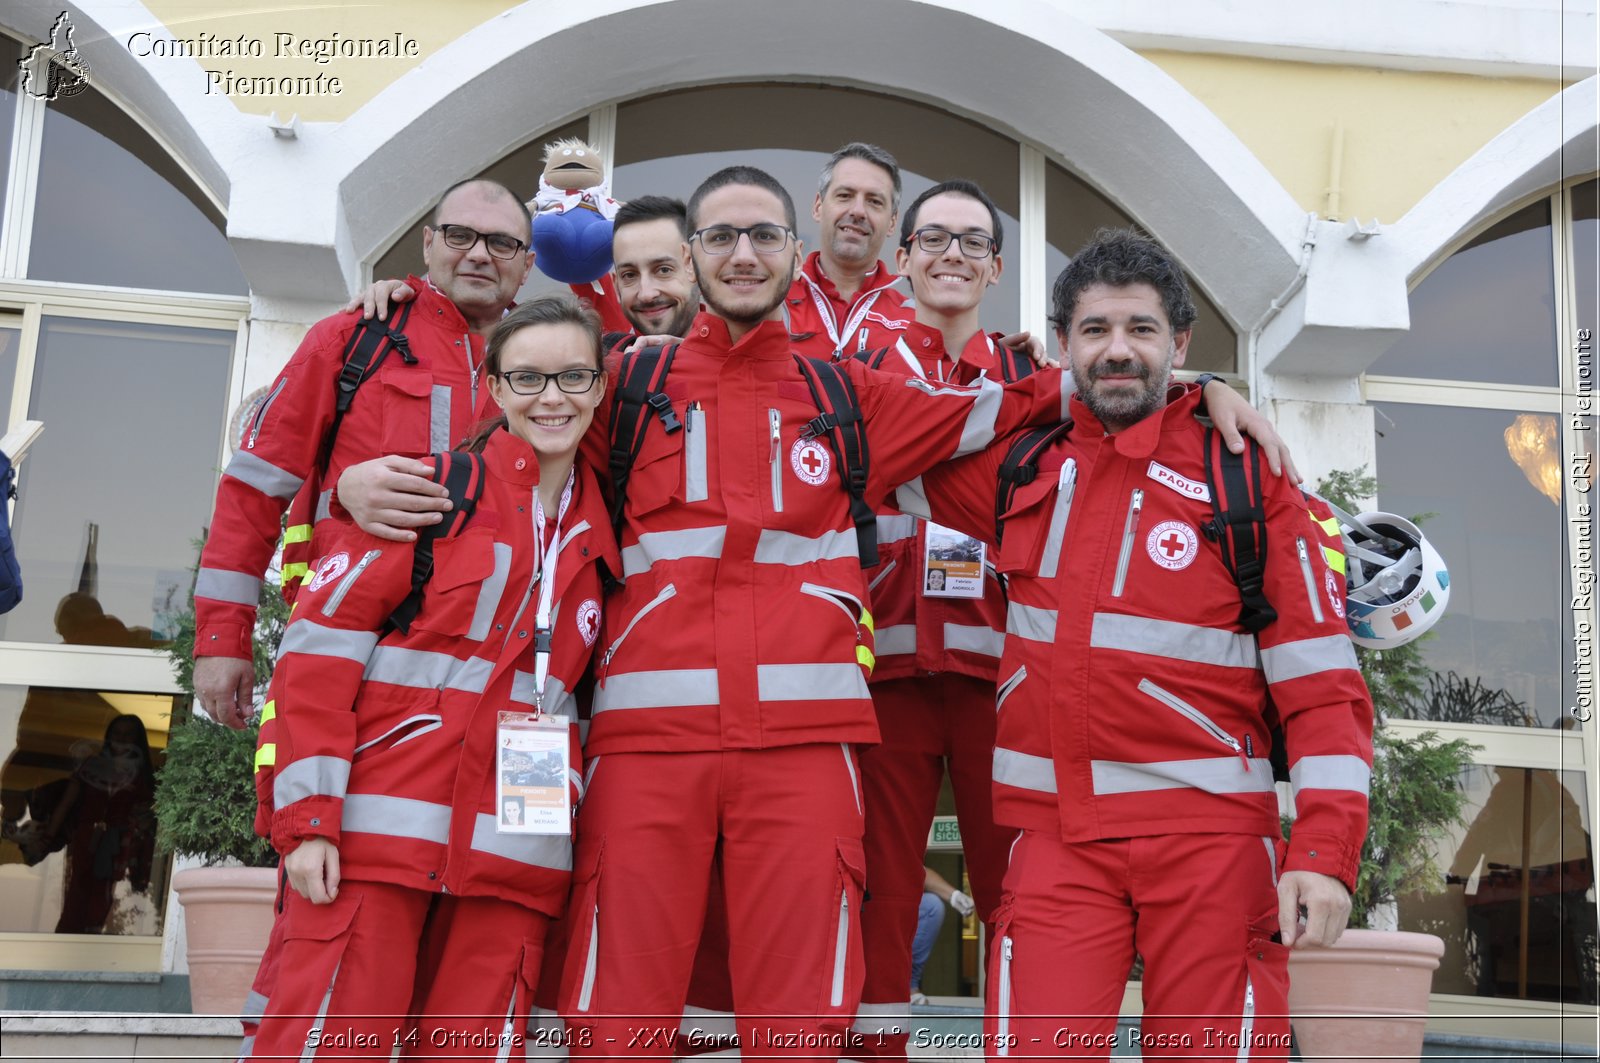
top-left (904, 227), bottom-right (997, 259)
top-left (690, 224), bottom-right (794, 256)
top-left (435, 223), bottom-right (527, 260)
top-left (499, 368), bottom-right (602, 395)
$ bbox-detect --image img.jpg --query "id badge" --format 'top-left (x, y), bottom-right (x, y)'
top-left (496, 712), bottom-right (571, 835)
top-left (922, 521), bottom-right (985, 599)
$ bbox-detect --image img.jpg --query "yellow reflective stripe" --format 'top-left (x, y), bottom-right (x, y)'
top-left (859, 608), bottom-right (875, 635)
top-left (856, 644), bottom-right (876, 674)
top-left (254, 742), bottom-right (276, 772)
top-left (1315, 515), bottom-right (1340, 536)
top-left (281, 562), bottom-right (310, 583)
top-left (283, 524), bottom-right (313, 545)
top-left (259, 700), bottom-right (275, 724)
top-left (1321, 545), bottom-right (1347, 575)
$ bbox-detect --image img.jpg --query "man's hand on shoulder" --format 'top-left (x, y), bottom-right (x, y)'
top-left (337, 455), bottom-right (450, 542)
top-left (340, 278), bottom-right (416, 321)
top-left (192, 655), bottom-right (255, 729)
top-left (1277, 869), bottom-right (1352, 948)
top-left (1203, 378), bottom-right (1301, 484)
top-left (999, 330), bottom-right (1059, 369)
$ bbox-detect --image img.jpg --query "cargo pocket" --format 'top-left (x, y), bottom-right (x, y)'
top-left (818, 837), bottom-right (867, 1028)
top-left (560, 838), bottom-right (604, 1018)
top-left (1240, 923), bottom-right (1291, 1060)
top-left (986, 898), bottom-right (1017, 1057)
top-left (413, 528), bottom-right (497, 637)
top-left (380, 373), bottom-right (434, 454)
top-left (278, 891), bottom-right (364, 1056)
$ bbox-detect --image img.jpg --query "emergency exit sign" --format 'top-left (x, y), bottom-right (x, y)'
top-left (927, 816), bottom-right (962, 848)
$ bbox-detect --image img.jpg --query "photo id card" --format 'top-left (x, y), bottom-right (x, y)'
top-left (923, 522), bottom-right (985, 599)
top-left (496, 712), bottom-right (571, 835)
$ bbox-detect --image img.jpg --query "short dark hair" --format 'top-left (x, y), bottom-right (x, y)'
top-left (1049, 228), bottom-right (1197, 333)
top-left (433, 178), bottom-right (533, 242)
top-left (615, 195), bottom-right (688, 238)
top-left (818, 142), bottom-right (902, 213)
top-left (899, 179), bottom-right (1005, 254)
top-left (687, 166), bottom-right (797, 234)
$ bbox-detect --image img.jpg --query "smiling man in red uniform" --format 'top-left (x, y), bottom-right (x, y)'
top-left (896, 229), bottom-right (1372, 1060)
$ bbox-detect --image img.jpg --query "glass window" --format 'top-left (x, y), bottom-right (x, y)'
top-left (1373, 402), bottom-right (1566, 726)
top-left (612, 84), bottom-right (1023, 334)
top-left (1044, 160), bottom-right (1236, 374)
top-left (1400, 766), bottom-right (1595, 1004)
top-left (1372, 200), bottom-right (1558, 386)
top-left (0, 684), bottom-right (174, 936)
top-left (29, 87), bottom-right (246, 295)
top-left (0, 36), bottom-right (20, 253)
top-left (1573, 179), bottom-right (1597, 344)
top-left (0, 317), bottom-right (233, 646)
top-left (0, 311), bottom-right (20, 428)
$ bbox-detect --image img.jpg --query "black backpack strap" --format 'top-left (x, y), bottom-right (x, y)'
top-left (606, 343), bottom-right (681, 531)
top-left (994, 420), bottom-right (1073, 546)
top-left (997, 341), bottom-right (1036, 383)
top-left (850, 344), bottom-right (895, 372)
top-left (600, 331), bottom-right (633, 360)
top-left (387, 449), bottom-right (486, 635)
top-left (794, 356), bottom-right (878, 567)
top-left (1202, 427), bottom-right (1277, 634)
top-left (319, 301), bottom-right (416, 470)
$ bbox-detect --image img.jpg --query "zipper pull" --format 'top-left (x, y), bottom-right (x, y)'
top-left (769, 408), bottom-right (781, 463)
top-left (1237, 737), bottom-right (1251, 772)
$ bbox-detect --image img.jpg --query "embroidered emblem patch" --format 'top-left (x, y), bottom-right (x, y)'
top-left (308, 551), bottom-right (350, 592)
top-left (1325, 568), bottom-right (1346, 619)
top-left (1145, 521), bottom-right (1198, 571)
top-left (1146, 461), bottom-right (1211, 502)
top-left (576, 598), bottom-right (602, 647)
top-left (791, 438), bottom-right (831, 486)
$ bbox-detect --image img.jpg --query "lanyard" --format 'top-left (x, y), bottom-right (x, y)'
top-left (804, 273), bottom-right (887, 355)
top-left (893, 333), bottom-right (995, 383)
top-left (531, 469), bottom-right (575, 713)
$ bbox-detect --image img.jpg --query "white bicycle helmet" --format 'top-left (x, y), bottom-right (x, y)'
top-left (1324, 506), bottom-right (1450, 649)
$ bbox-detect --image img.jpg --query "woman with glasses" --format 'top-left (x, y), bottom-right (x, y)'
top-left (252, 295), bottom-right (618, 1061)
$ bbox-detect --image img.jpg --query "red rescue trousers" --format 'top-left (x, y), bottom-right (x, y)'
top-left (984, 831), bottom-right (1290, 1061)
top-left (560, 745), bottom-right (867, 1062)
top-left (856, 674), bottom-right (1017, 1054)
top-left (251, 881), bottom-right (549, 1061)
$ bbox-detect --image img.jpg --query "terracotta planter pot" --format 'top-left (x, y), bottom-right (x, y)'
top-left (172, 865), bottom-right (277, 1015)
top-left (1288, 928), bottom-right (1445, 1063)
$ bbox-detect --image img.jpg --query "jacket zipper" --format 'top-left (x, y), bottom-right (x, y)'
top-left (685, 403), bottom-right (708, 503)
top-left (1038, 458), bottom-right (1077, 580)
top-left (867, 559), bottom-right (897, 593)
top-left (800, 582), bottom-right (865, 625)
top-left (322, 549), bottom-right (381, 617)
top-left (1296, 537), bottom-right (1325, 624)
top-left (600, 584), bottom-right (677, 670)
top-left (769, 408), bottom-right (783, 513)
top-left (996, 664), bottom-right (1028, 712)
top-left (465, 333), bottom-right (478, 413)
top-left (246, 378), bottom-right (288, 450)
top-left (1139, 678), bottom-right (1250, 770)
top-left (996, 936), bottom-right (1014, 1056)
top-left (1111, 489), bottom-right (1143, 597)
top-left (576, 906), bottom-right (599, 1011)
top-left (1237, 975), bottom-right (1257, 1059)
top-left (829, 887), bottom-right (850, 1007)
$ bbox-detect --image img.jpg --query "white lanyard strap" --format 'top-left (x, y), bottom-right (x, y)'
top-left (532, 470), bottom-right (575, 712)
top-left (803, 273), bottom-right (885, 354)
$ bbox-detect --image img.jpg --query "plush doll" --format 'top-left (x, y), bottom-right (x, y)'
top-left (530, 137), bottom-right (620, 285)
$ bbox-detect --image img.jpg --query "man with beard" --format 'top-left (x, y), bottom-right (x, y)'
top-left (893, 229), bottom-right (1372, 1060)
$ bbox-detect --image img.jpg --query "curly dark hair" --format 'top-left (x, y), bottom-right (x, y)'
top-left (1048, 228), bottom-right (1196, 334)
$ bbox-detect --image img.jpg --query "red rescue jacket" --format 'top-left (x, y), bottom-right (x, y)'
top-left (785, 253), bottom-right (911, 362)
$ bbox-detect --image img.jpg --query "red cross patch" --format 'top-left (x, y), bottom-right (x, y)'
top-left (308, 551), bottom-right (350, 592)
top-left (1145, 520), bottom-right (1198, 572)
top-left (790, 438), bottom-right (831, 486)
top-left (576, 598), bottom-right (602, 647)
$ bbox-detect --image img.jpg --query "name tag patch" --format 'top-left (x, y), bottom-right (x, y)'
top-left (1147, 461), bottom-right (1210, 502)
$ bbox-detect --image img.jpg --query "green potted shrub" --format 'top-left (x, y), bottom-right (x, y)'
top-left (156, 552), bottom-right (285, 1015)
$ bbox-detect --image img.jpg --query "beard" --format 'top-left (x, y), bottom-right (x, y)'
top-left (1070, 348), bottom-right (1176, 430)
top-left (696, 258), bottom-right (795, 327)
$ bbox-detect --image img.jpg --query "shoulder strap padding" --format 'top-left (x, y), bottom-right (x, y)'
top-left (387, 449), bottom-right (486, 635)
top-left (1202, 427), bottom-right (1276, 634)
top-left (606, 343), bottom-right (681, 531)
top-left (794, 355), bottom-right (877, 567)
top-left (994, 420), bottom-right (1073, 546)
top-left (319, 301), bottom-right (416, 471)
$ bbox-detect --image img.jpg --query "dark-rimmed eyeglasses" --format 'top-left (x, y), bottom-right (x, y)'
top-left (499, 368), bottom-right (602, 395)
top-left (904, 227), bottom-right (997, 259)
top-left (690, 224), bottom-right (794, 255)
top-left (436, 223), bottom-right (527, 260)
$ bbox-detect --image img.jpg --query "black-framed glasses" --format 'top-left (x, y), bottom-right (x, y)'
top-left (435, 223), bottom-right (527, 260)
top-left (499, 368), bottom-right (602, 395)
top-left (690, 224), bottom-right (794, 255)
top-left (904, 227), bottom-right (997, 259)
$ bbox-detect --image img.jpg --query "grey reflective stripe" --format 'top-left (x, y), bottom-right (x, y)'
top-left (278, 620), bottom-right (379, 664)
top-left (195, 568), bottom-right (261, 606)
top-left (956, 376), bottom-right (1004, 454)
top-left (895, 477), bottom-right (930, 521)
top-left (758, 662), bottom-right (868, 702)
top-left (1007, 601), bottom-right (1058, 643)
top-left (1091, 613), bottom-right (1259, 670)
top-left (342, 792), bottom-right (451, 844)
top-left (226, 449), bottom-right (305, 500)
top-left (470, 813), bottom-right (572, 870)
top-left (875, 624), bottom-right (916, 656)
top-left (993, 746), bottom-right (1057, 794)
top-left (301, 961), bottom-right (339, 1062)
top-left (841, 744), bottom-right (862, 816)
top-left (876, 514), bottom-right (920, 545)
top-left (512, 673), bottom-right (575, 718)
top-left (946, 623), bottom-right (1003, 658)
top-left (273, 756), bottom-right (351, 808)
top-left (1289, 754), bottom-right (1372, 796)
top-left (595, 669), bottom-right (720, 711)
top-left (468, 543), bottom-right (514, 642)
top-left (753, 528), bottom-right (857, 566)
top-left (315, 489), bottom-right (333, 524)
top-left (430, 385), bottom-right (452, 452)
top-left (685, 406), bottom-right (708, 503)
top-left (1261, 635), bottom-right (1359, 684)
top-left (237, 1035), bottom-right (256, 1062)
top-left (241, 989), bottom-right (269, 1022)
top-left (364, 646), bottom-right (493, 693)
top-left (621, 526), bottom-right (726, 578)
top-left (1091, 757), bottom-right (1276, 796)
top-left (1038, 459), bottom-right (1076, 580)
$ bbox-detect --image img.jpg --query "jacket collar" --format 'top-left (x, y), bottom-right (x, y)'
top-left (1068, 381), bottom-right (1201, 459)
top-left (477, 428), bottom-right (623, 584)
top-left (682, 312), bottom-right (793, 361)
top-left (895, 320), bottom-right (1000, 379)
top-left (798, 252), bottom-right (902, 307)
top-left (414, 274), bottom-right (491, 337)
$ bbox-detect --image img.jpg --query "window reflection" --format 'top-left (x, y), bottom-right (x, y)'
top-left (0, 685), bottom-right (174, 936)
top-left (0, 314), bottom-right (20, 428)
top-left (1401, 765), bottom-right (1595, 1004)
top-left (1373, 200), bottom-right (1558, 385)
top-left (1373, 402), bottom-right (1565, 726)
top-left (1574, 179), bottom-right (1596, 342)
top-left (0, 317), bottom-right (231, 646)
top-left (0, 37), bottom-right (19, 251)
